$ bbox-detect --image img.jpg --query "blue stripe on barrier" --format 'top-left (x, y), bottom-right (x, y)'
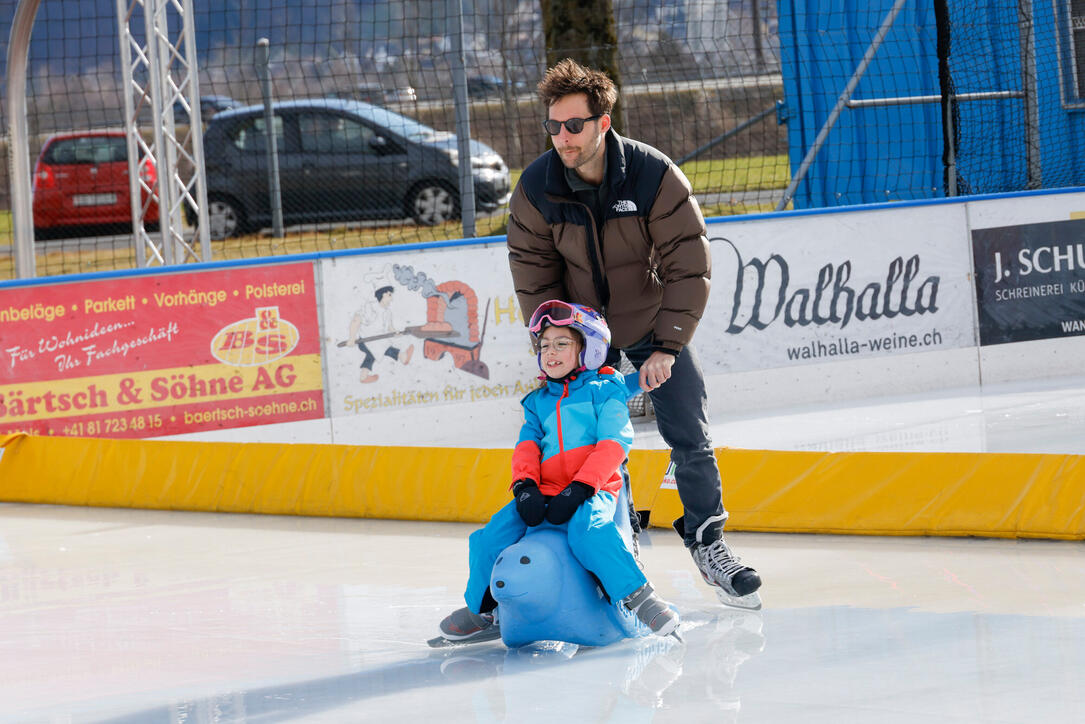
top-left (705, 185), bottom-right (1085, 226)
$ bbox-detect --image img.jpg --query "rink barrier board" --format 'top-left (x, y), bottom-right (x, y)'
top-left (4, 189), bottom-right (1085, 448)
top-left (2, 434), bottom-right (1084, 540)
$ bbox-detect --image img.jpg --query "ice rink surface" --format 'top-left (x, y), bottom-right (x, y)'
top-left (5, 375), bottom-right (1085, 723)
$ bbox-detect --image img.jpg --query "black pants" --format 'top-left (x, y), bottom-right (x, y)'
top-left (608, 336), bottom-right (728, 548)
top-left (357, 341), bottom-right (400, 371)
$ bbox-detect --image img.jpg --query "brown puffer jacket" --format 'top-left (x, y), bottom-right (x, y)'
top-left (507, 129), bottom-right (710, 352)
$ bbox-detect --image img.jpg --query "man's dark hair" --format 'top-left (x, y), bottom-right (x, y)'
top-left (537, 58), bottom-right (617, 116)
top-left (375, 285), bottom-right (395, 301)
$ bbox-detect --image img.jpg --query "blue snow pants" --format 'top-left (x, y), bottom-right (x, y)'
top-left (464, 490), bottom-right (647, 614)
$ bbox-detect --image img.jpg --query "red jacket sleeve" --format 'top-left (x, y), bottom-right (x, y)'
top-left (511, 439), bottom-right (542, 487)
top-left (570, 439), bottom-right (628, 492)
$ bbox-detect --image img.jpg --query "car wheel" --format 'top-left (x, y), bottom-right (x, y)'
top-left (408, 182), bottom-right (458, 226)
top-left (206, 196), bottom-right (247, 239)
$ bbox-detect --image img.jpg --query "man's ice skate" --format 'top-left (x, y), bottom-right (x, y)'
top-left (622, 583), bottom-right (681, 639)
top-left (691, 537), bottom-right (763, 611)
top-left (428, 607), bottom-right (501, 647)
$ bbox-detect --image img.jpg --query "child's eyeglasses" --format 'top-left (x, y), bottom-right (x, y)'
top-left (542, 115), bottom-right (603, 135)
top-left (538, 338), bottom-right (576, 353)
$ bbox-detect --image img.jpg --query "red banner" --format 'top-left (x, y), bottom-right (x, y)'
top-left (0, 263), bottom-right (324, 438)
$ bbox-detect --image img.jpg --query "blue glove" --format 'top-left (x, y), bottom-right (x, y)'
top-left (513, 479), bottom-right (547, 526)
top-left (545, 481), bottom-right (594, 524)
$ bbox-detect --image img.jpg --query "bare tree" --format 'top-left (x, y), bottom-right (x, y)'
top-left (539, 0), bottom-right (625, 132)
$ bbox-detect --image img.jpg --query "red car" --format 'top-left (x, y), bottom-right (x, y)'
top-left (32, 130), bottom-right (158, 239)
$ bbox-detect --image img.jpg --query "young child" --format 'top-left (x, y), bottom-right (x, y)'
top-left (438, 300), bottom-right (679, 643)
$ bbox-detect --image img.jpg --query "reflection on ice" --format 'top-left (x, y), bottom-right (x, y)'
top-left (96, 608), bottom-right (765, 724)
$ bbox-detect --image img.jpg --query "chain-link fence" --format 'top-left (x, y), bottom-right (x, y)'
top-left (1, 0), bottom-right (783, 278)
top-left (2, 0), bottom-right (1082, 281)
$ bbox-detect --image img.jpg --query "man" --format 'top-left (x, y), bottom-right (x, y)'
top-left (506, 58), bottom-right (761, 605)
top-left (348, 285), bottom-right (413, 384)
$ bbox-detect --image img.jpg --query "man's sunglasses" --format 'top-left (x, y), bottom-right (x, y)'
top-left (542, 114), bottom-right (603, 136)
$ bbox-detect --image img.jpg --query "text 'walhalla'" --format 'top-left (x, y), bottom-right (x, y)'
top-left (716, 241), bottom-right (940, 332)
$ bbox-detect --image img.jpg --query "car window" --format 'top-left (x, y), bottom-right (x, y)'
top-left (227, 115), bottom-right (285, 153)
top-left (43, 136), bottom-right (127, 164)
top-left (344, 105), bottom-right (439, 142)
top-left (298, 113), bottom-right (376, 154)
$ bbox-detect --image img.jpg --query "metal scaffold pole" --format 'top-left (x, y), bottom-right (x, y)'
top-left (116, 0), bottom-right (210, 266)
top-left (6, 0), bottom-right (43, 278)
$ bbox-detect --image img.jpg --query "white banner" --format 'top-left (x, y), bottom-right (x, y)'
top-left (697, 205), bottom-right (977, 374)
top-left (965, 190), bottom-right (1085, 231)
top-left (320, 245), bottom-right (540, 420)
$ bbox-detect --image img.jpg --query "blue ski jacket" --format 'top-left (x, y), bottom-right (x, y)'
top-left (511, 366), bottom-right (634, 496)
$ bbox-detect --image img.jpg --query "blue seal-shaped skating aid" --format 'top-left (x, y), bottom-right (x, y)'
top-left (489, 484), bottom-right (650, 648)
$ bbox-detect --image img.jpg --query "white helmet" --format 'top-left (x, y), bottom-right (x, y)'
top-left (529, 300), bottom-right (611, 371)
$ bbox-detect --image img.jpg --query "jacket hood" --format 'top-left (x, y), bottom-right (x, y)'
top-left (540, 367), bottom-right (626, 396)
top-left (542, 368), bottom-right (595, 394)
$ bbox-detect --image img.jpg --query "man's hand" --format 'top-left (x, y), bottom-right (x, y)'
top-left (639, 351), bottom-right (675, 391)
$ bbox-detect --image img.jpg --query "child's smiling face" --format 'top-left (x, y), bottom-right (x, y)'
top-left (539, 324), bottom-right (581, 379)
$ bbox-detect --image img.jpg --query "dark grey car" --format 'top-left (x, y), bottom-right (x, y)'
top-left (198, 98), bottom-right (511, 238)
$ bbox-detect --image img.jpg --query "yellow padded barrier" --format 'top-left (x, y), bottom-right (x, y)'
top-left (0, 433), bottom-right (518, 523)
top-left (0, 433), bottom-right (664, 523)
top-left (648, 448), bottom-right (1085, 540)
top-left (3, 434), bottom-right (1085, 539)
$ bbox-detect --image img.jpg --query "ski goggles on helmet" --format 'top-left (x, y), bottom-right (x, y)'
top-left (528, 300), bottom-right (581, 334)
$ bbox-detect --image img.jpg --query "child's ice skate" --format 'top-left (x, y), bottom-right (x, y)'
top-left (691, 537), bottom-right (763, 611)
top-left (428, 606), bottom-right (501, 648)
top-left (622, 583), bottom-right (681, 639)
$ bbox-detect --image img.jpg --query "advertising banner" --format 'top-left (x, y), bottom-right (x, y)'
top-left (320, 246), bottom-right (539, 420)
top-left (0, 262), bottom-right (323, 438)
top-left (972, 218), bottom-right (1085, 345)
top-left (696, 207), bottom-right (977, 373)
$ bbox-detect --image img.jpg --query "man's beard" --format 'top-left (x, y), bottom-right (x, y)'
top-left (559, 134), bottom-right (602, 170)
